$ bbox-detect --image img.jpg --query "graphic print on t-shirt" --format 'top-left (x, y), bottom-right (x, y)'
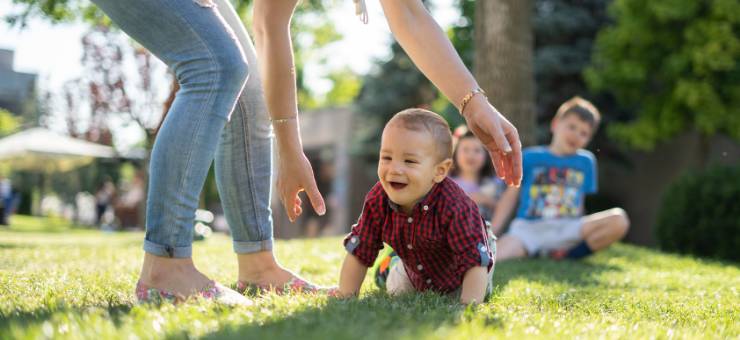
top-left (526, 166), bottom-right (585, 219)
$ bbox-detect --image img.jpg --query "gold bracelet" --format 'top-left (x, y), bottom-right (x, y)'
top-left (270, 116), bottom-right (298, 124)
top-left (459, 88), bottom-right (487, 116)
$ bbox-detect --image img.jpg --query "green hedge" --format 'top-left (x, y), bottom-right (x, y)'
top-left (655, 165), bottom-right (740, 262)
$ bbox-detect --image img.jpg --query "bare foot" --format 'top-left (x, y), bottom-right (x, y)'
top-left (138, 253), bottom-right (214, 299)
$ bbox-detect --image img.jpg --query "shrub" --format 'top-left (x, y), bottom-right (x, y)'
top-left (655, 165), bottom-right (740, 262)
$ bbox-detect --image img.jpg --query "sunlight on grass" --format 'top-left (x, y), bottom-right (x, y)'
top-left (1, 217), bottom-right (738, 339)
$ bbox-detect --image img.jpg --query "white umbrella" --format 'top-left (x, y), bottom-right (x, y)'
top-left (0, 128), bottom-right (116, 172)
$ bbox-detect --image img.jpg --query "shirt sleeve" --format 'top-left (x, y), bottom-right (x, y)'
top-left (584, 152), bottom-right (598, 194)
top-left (343, 183), bottom-right (386, 267)
top-left (446, 201), bottom-right (494, 279)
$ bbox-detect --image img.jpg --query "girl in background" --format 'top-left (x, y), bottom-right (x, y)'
top-left (451, 128), bottom-right (507, 221)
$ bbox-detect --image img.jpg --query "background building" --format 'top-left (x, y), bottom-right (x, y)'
top-left (0, 49), bottom-right (37, 117)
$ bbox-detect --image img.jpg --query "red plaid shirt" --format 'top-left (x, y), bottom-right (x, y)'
top-left (344, 177), bottom-right (493, 293)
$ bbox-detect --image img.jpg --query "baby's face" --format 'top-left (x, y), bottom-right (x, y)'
top-left (378, 123), bottom-right (449, 212)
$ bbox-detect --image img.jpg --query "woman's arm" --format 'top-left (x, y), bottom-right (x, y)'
top-left (380, 0), bottom-right (522, 187)
top-left (253, 0), bottom-right (325, 221)
top-left (460, 266), bottom-right (488, 304)
top-left (337, 254), bottom-right (369, 297)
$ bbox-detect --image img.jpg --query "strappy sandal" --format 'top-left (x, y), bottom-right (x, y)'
top-left (136, 280), bottom-right (253, 306)
top-left (233, 277), bottom-right (326, 295)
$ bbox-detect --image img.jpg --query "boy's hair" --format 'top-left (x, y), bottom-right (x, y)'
top-left (387, 108), bottom-right (453, 161)
top-left (555, 96), bottom-right (601, 128)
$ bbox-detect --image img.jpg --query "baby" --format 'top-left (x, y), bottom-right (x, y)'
top-left (333, 108), bottom-right (496, 304)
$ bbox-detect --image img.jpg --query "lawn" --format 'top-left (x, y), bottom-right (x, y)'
top-left (1, 215), bottom-right (738, 339)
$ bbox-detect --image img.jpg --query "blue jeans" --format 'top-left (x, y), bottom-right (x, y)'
top-left (92, 0), bottom-right (274, 257)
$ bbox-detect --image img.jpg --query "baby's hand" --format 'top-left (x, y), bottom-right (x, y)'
top-left (324, 286), bottom-right (354, 299)
top-left (325, 286), bottom-right (341, 297)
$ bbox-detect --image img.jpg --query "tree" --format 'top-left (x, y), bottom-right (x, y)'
top-left (50, 25), bottom-right (167, 146)
top-left (0, 109), bottom-right (20, 137)
top-left (355, 42), bottom-right (438, 155)
top-left (585, 0), bottom-right (740, 150)
top-left (533, 0), bottom-right (613, 134)
top-left (474, 0), bottom-right (537, 146)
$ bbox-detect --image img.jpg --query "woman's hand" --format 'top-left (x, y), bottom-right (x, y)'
top-left (276, 147), bottom-right (326, 222)
top-left (463, 97), bottom-right (522, 187)
top-left (378, 0), bottom-right (522, 187)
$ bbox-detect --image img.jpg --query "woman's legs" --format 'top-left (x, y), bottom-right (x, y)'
top-left (213, 0), bottom-right (304, 287)
top-left (91, 0), bottom-right (249, 296)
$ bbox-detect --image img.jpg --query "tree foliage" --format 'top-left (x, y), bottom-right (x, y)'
top-left (585, 0), bottom-right (740, 150)
top-left (0, 109), bottom-right (21, 137)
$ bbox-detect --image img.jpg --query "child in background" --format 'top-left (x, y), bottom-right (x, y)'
top-left (332, 108), bottom-right (496, 304)
top-left (450, 128), bottom-right (507, 221)
top-left (491, 97), bottom-right (630, 261)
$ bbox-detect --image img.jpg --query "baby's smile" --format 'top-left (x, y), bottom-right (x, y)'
top-left (389, 181), bottom-right (408, 190)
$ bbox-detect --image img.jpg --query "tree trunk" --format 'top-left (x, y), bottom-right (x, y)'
top-left (474, 0), bottom-right (536, 146)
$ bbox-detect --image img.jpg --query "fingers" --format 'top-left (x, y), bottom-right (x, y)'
top-left (282, 190), bottom-right (297, 222)
top-left (506, 129), bottom-right (523, 187)
top-left (305, 176), bottom-right (327, 216)
top-left (481, 105), bottom-right (513, 154)
top-left (294, 196), bottom-right (302, 217)
top-left (489, 149), bottom-right (505, 180)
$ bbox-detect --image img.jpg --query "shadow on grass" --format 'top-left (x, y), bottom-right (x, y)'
top-left (199, 292), bottom-right (493, 340)
top-left (0, 303), bottom-right (134, 334)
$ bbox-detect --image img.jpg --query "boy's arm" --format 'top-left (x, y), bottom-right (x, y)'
top-left (459, 266), bottom-right (488, 304)
top-left (337, 253), bottom-right (369, 298)
top-left (490, 186), bottom-right (520, 235)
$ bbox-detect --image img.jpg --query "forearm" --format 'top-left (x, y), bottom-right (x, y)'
top-left (490, 187), bottom-right (519, 234)
top-left (380, 0), bottom-right (479, 107)
top-left (253, 0), bottom-right (301, 149)
top-left (338, 254), bottom-right (368, 297)
top-left (460, 266), bottom-right (488, 304)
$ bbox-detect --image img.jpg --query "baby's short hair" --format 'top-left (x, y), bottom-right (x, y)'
top-left (555, 96), bottom-right (601, 128)
top-left (387, 108), bottom-right (453, 161)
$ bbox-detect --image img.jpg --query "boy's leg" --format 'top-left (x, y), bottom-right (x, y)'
top-left (386, 260), bottom-right (415, 295)
top-left (551, 208), bottom-right (630, 260)
top-left (580, 208), bottom-right (630, 251)
top-left (495, 234), bottom-right (528, 261)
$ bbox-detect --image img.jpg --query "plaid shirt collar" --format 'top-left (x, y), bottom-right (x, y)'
top-left (385, 181), bottom-right (442, 215)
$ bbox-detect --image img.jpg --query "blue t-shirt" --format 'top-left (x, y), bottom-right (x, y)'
top-left (516, 146), bottom-right (597, 220)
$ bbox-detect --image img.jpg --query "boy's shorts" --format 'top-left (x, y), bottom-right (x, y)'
top-left (507, 218), bottom-right (583, 255)
top-left (381, 230), bottom-right (497, 300)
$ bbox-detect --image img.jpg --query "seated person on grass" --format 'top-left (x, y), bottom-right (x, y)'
top-left (491, 96), bottom-right (630, 261)
top-left (332, 108), bottom-right (496, 304)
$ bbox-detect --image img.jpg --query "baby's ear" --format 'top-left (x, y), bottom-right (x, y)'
top-left (434, 158), bottom-right (453, 183)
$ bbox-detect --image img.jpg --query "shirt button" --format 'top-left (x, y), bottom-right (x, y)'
top-left (423, 205), bottom-right (429, 211)
top-left (417, 264), bottom-right (423, 271)
top-left (426, 279), bottom-right (432, 284)
top-left (407, 217), bottom-right (413, 223)
top-left (407, 244), bottom-right (413, 250)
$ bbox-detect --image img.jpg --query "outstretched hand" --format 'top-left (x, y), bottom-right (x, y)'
top-left (463, 98), bottom-right (522, 187)
top-left (276, 150), bottom-right (326, 222)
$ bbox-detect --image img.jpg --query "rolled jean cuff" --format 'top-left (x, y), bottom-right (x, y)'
top-left (143, 239), bottom-right (193, 258)
top-left (233, 238), bottom-right (273, 254)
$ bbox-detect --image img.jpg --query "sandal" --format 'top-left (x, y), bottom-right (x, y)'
top-left (234, 276), bottom-right (326, 295)
top-left (136, 280), bottom-right (253, 306)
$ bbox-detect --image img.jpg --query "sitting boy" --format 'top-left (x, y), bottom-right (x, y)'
top-left (491, 97), bottom-right (630, 261)
top-left (333, 108), bottom-right (496, 304)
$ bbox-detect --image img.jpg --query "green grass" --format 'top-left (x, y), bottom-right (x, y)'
top-left (1, 215), bottom-right (738, 339)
